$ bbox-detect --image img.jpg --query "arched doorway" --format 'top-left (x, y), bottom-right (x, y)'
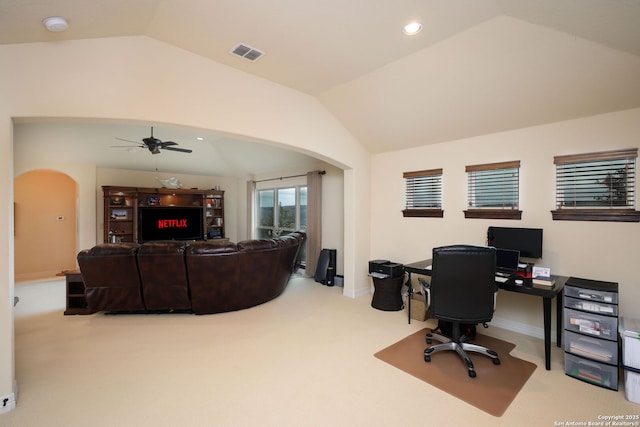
top-left (14, 170), bottom-right (78, 281)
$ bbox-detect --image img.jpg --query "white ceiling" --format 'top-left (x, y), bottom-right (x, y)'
top-left (3, 0), bottom-right (640, 175)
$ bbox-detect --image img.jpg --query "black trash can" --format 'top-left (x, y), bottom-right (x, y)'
top-left (371, 275), bottom-right (405, 311)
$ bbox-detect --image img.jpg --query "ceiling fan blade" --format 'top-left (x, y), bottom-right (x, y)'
top-left (158, 141), bottom-right (178, 147)
top-left (115, 137), bottom-right (141, 144)
top-left (111, 144), bottom-right (145, 148)
top-left (161, 146), bottom-right (193, 153)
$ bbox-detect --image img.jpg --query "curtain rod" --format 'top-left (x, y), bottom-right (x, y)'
top-left (253, 170), bottom-right (325, 184)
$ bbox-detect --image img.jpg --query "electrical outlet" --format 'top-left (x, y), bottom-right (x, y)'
top-left (0, 392), bottom-right (16, 414)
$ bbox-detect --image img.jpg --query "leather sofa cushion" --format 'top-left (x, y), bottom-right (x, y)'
top-left (137, 240), bottom-right (191, 311)
top-left (82, 242), bottom-right (141, 256)
top-left (237, 239), bottom-right (277, 251)
top-left (187, 241), bottom-right (238, 255)
top-left (77, 242), bottom-right (145, 312)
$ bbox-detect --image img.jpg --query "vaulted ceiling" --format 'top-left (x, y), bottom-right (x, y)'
top-left (3, 0), bottom-right (640, 175)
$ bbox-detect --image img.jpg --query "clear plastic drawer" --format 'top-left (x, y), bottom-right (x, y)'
top-left (565, 330), bottom-right (618, 364)
top-left (564, 295), bottom-right (618, 316)
top-left (565, 352), bottom-right (618, 390)
top-left (565, 285), bottom-right (618, 304)
top-left (564, 308), bottom-right (618, 341)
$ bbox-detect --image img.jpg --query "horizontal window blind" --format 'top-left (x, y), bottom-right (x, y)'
top-left (404, 169), bottom-right (442, 209)
top-left (466, 161), bottom-right (519, 209)
top-left (555, 149), bottom-right (637, 209)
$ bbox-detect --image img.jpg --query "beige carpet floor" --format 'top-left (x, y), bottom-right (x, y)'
top-left (4, 275), bottom-right (637, 426)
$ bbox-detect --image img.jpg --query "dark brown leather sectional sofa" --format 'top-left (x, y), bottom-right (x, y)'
top-left (77, 231), bottom-right (306, 314)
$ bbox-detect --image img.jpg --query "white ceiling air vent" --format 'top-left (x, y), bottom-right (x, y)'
top-left (229, 43), bottom-right (265, 62)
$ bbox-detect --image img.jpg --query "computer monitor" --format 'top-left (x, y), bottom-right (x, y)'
top-left (487, 226), bottom-right (543, 259)
top-left (495, 248), bottom-right (520, 275)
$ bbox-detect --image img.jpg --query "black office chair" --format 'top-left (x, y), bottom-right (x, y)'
top-left (423, 244), bottom-right (500, 378)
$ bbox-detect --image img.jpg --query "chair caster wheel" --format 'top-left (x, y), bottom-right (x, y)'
top-left (493, 358), bottom-right (501, 365)
top-left (424, 354), bottom-right (431, 362)
top-left (426, 338), bottom-right (432, 344)
top-left (468, 370), bottom-right (477, 378)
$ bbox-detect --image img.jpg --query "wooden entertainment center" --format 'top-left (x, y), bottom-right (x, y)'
top-left (103, 185), bottom-right (225, 243)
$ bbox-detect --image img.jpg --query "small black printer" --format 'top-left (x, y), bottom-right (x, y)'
top-left (368, 260), bottom-right (404, 278)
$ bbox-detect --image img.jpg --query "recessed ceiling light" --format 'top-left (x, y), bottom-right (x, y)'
top-left (42, 16), bottom-right (69, 32)
top-left (402, 22), bottom-right (422, 35)
top-left (196, 137), bottom-right (204, 141)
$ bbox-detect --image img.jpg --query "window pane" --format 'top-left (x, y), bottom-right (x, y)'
top-left (258, 190), bottom-right (274, 227)
top-left (405, 174), bottom-right (442, 209)
top-left (278, 188), bottom-right (296, 229)
top-left (556, 159), bottom-right (635, 208)
top-left (468, 167), bottom-right (519, 209)
top-left (256, 228), bottom-right (272, 239)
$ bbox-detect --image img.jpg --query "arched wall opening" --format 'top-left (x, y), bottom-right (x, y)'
top-left (14, 170), bottom-right (78, 282)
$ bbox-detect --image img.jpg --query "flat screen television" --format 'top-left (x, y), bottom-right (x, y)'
top-left (138, 206), bottom-right (204, 242)
top-left (487, 226), bottom-right (543, 259)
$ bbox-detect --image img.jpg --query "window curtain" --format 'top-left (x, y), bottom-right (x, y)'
top-left (246, 180), bottom-right (255, 239)
top-left (305, 171), bottom-right (323, 277)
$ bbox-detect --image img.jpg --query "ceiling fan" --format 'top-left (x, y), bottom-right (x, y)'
top-left (113, 127), bottom-right (192, 154)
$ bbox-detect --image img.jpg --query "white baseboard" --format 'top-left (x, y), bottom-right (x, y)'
top-left (0, 381), bottom-right (18, 414)
top-left (343, 285), bottom-right (371, 299)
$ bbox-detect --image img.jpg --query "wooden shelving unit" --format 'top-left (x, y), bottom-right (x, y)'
top-left (103, 186), bottom-right (225, 243)
top-left (64, 271), bottom-right (94, 315)
top-left (204, 191), bottom-right (225, 239)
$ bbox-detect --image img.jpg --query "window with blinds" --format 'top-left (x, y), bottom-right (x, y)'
top-left (402, 168), bottom-right (443, 218)
top-left (552, 148), bottom-right (640, 222)
top-left (464, 161), bottom-right (521, 220)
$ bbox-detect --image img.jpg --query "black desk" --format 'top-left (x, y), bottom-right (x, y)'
top-left (403, 259), bottom-right (567, 371)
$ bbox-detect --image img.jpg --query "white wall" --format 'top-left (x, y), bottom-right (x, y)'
top-left (370, 108), bottom-right (640, 337)
top-left (0, 36), bottom-right (371, 407)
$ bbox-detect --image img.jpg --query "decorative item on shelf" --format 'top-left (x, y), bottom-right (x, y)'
top-left (157, 177), bottom-right (183, 189)
top-left (147, 196), bottom-right (161, 206)
top-left (110, 196), bottom-right (125, 205)
top-left (111, 209), bottom-right (128, 220)
top-left (207, 229), bottom-right (222, 239)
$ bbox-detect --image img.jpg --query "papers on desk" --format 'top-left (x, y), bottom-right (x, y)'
top-left (369, 272), bottom-right (390, 279)
top-left (532, 277), bottom-right (556, 287)
top-left (532, 266), bottom-right (555, 286)
top-left (425, 264), bottom-right (432, 270)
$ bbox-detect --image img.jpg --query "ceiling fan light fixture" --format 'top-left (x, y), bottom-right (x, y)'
top-left (43, 16), bottom-right (69, 32)
top-left (402, 22), bottom-right (422, 35)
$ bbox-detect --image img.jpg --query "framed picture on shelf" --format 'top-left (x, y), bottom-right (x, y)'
top-left (147, 196), bottom-right (161, 206)
top-left (111, 209), bottom-right (128, 220)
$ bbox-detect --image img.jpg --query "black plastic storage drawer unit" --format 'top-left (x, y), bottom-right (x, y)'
top-left (563, 277), bottom-right (619, 390)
